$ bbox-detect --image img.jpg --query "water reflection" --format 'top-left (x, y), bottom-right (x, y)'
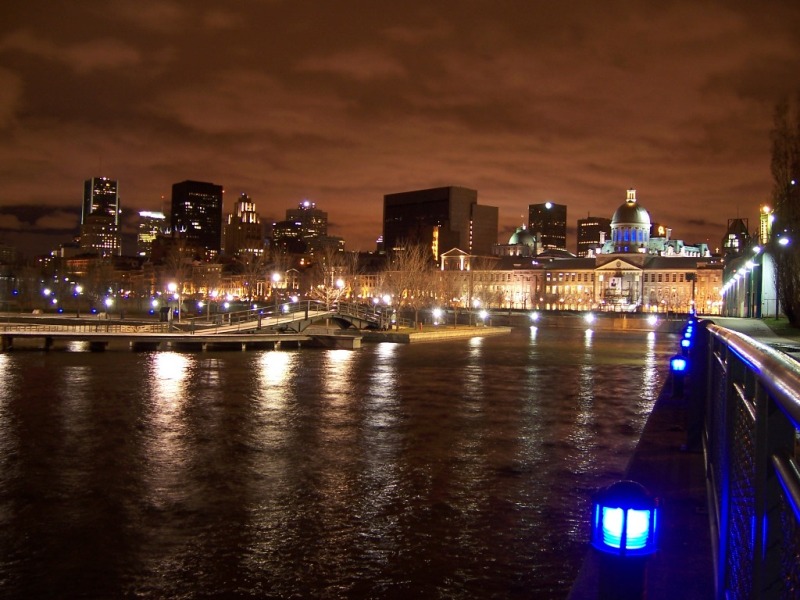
top-left (144, 352), bottom-right (192, 507)
top-left (0, 355), bottom-right (16, 485)
top-left (642, 332), bottom-right (659, 399)
top-left (322, 349), bottom-right (355, 405)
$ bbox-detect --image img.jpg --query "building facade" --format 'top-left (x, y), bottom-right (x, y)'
top-left (577, 216), bottom-right (611, 257)
top-left (223, 193), bottom-right (264, 257)
top-left (528, 202), bottom-right (567, 251)
top-left (136, 211), bottom-right (167, 258)
top-left (383, 186), bottom-right (498, 260)
top-left (170, 180), bottom-right (224, 259)
top-left (80, 177), bottom-right (121, 256)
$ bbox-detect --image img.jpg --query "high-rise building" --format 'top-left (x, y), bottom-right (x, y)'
top-left (722, 218), bottom-right (750, 256)
top-left (383, 186), bottom-right (498, 260)
top-left (577, 216), bottom-right (611, 257)
top-left (759, 205), bottom-right (773, 245)
top-left (286, 200), bottom-right (328, 238)
top-left (136, 211), bottom-right (167, 258)
top-left (80, 177), bottom-right (121, 256)
top-left (82, 177), bottom-right (119, 225)
top-left (223, 193), bottom-right (264, 257)
top-left (528, 202), bottom-right (567, 251)
top-left (170, 180), bottom-right (224, 258)
top-left (272, 199), bottom-right (336, 256)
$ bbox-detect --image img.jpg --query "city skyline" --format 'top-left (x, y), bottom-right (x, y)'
top-left (1, 1), bottom-right (799, 257)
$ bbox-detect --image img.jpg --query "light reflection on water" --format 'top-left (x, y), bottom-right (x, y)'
top-left (0, 328), bottom-right (675, 598)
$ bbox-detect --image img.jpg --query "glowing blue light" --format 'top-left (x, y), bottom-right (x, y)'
top-left (600, 507), bottom-right (653, 550)
top-left (590, 480), bottom-right (659, 556)
top-left (671, 356), bottom-right (688, 372)
top-left (681, 338), bottom-right (691, 349)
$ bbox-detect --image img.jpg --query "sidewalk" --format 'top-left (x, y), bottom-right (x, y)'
top-left (709, 317), bottom-right (800, 362)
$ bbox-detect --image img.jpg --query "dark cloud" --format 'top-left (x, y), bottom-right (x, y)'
top-left (0, 0), bottom-right (798, 257)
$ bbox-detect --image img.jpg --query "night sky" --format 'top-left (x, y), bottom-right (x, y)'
top-left (2, 1), bottom-right (799, 257)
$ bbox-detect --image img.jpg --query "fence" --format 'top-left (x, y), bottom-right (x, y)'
top-left (693, 321), bottom-right (800, 598)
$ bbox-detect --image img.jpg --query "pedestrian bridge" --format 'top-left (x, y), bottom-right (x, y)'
top-left (0, 302), bottom-right (384, 352)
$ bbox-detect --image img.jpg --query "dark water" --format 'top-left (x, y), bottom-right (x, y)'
top-left (0, 327), bottom-right (673, 599)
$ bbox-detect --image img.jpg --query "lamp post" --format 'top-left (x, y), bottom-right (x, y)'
top-left (775, 236), bottom-right (791, 318)
top-left (167, 282), bottom-right (180, 322)
top-left (208, 289), bottom-right (218, 321)
top-left (590, 480), bottom-right (659, 599)
top-left (73, 284), bottom-right (83, 317)
top-left (272, 273), bottom-right (281, 316)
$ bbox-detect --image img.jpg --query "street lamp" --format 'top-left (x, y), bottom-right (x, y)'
top-left (272, 273), bottom-right (281, 315)
top-left (73, 284), bottom-right (83, 317)
top-left (168, 282), bottom-right (180, 321)
top-left (774, 236), bottom-right (791, 317)
top-left (335, 278), bottom-right (345, 308)
top-left (208, 290), bottom-right (218, 321)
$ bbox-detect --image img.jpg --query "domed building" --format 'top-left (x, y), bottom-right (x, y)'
top-left (493, 225), bottom-right (538, 257)
top-left (602, 189), bottom-right (651, 254)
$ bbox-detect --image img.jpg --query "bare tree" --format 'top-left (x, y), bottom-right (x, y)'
top-left (770, 94), bottom-right (800, 325)
top-left (238, 253), bottom-right (268, 302)
top-left (382, 243), bottom-right (436, 328)
top-left (308, 245), bottom-right (350, 309)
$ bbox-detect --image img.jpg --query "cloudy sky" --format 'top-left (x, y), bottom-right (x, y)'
top-left (1, 0), bottom-right (799, 257)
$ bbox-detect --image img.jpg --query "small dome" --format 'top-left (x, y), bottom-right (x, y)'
top-left (508, 226), bottom-right (536, 247)
top-left (612, 189), bottom-right (651, 227)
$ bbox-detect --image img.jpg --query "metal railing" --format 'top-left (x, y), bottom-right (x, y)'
top-left (691, 321), bottom-right (800, 599)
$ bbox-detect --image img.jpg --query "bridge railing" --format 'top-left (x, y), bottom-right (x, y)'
top-left (180, 300), bottom-right (330, 333)
top-left (692, 321), bottom-right (800, 599)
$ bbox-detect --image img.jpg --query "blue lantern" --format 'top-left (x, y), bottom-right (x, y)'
top-left (591, 480), bottom-right (659, 557)
top-left (670, 355), bottom-right (688, 373)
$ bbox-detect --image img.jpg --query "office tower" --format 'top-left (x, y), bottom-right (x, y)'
top-left (272, 199), bottom-right (335, 255)
top-left (759, 205), bottom-right (773, 245)
top-left (528, 202), bottom-right (567, 251)
top-left (383, 186), bottom-right (498, 260)
top-left (577, 216), bottom-right (611, 257)
top-left (136, 211), bottom-right (167, 258)
top-left (170, 180), bottom-right (224, 258)
top-left (722, 218), bottom-right (750, 256)
top-left (223, 193), bottom-right (264, 257)
top-left (80, 177), bottom-right (121, 256)
top-left (286, 200), bottom-right (328, 238)
top-left (82, 177), bottom-right (119, 225)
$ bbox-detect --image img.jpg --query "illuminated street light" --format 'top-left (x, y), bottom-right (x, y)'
top-left (590, 480), bottom-right (659, 599)
top-left (272, 273), bottom-right (281, 315)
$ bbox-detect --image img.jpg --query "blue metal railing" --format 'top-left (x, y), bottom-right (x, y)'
top-left (692, 321), bottom-right (800, 599)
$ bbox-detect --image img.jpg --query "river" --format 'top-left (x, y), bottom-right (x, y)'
top-left (0, 326), bottom-right (673, 599)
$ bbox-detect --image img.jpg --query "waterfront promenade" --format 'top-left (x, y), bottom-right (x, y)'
top-left (569, 316), bottom-right (800, 599)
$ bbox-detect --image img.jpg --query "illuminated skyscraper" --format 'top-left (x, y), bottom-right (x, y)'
top-left (286, 200), bottom-right (328, 238)
top-left (383, 186), bottom-right (498, 260)
top-left (80, 177), bottom-right (121, 256)
top-left (528, 202), bottom-right (567, 251)
top-left (577, 215), bottom-right (611, 257)
top-left (223, 193), bottom-right (264, 257)
top-left (759, 205), bottom-right (773, 245)
top-left (136, 211), bottom-right (167, 258)
top-left (722, 218), bottom-right (750, 256)
top-left (170, 180), bottom-right (224, 258)
top-left (82, 177), bottom-right (119, 225)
